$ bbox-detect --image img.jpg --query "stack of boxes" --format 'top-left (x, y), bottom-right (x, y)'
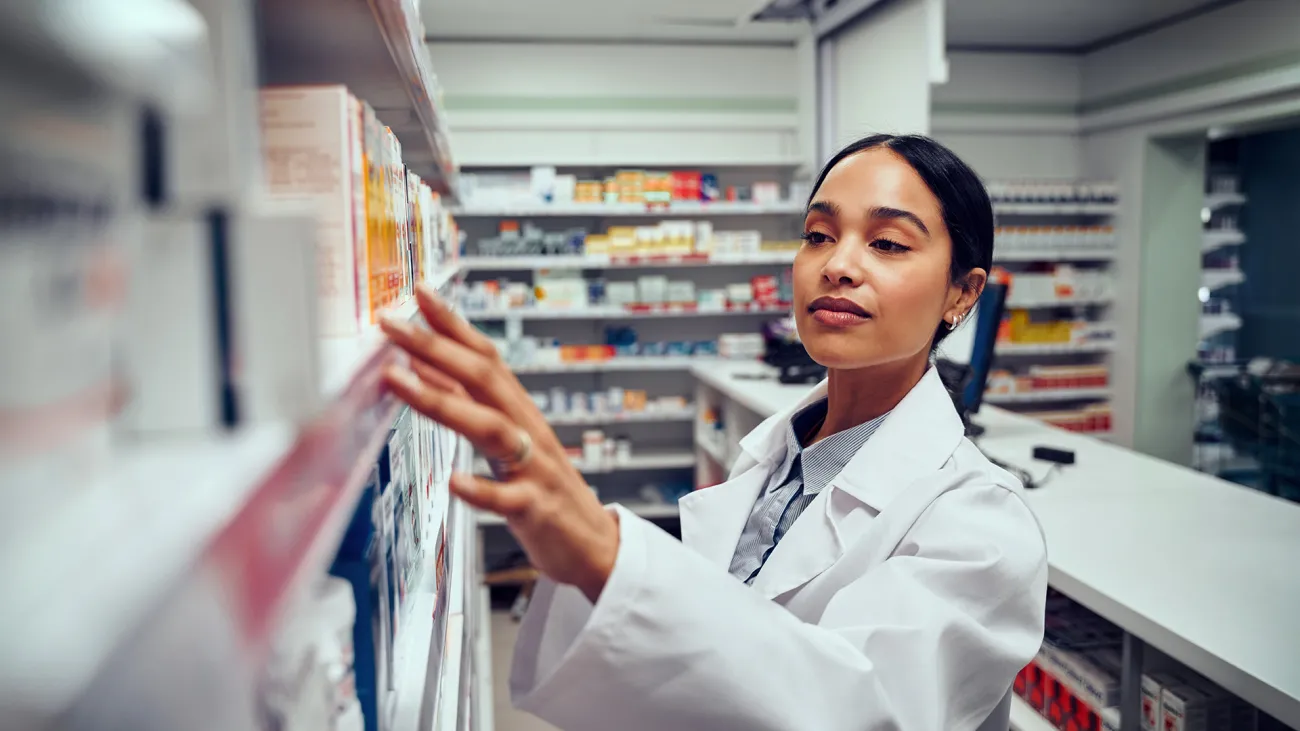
top-left (1018, 594), bottom-right (1259, 731)
top-left (1004, 267), bottom-right (1114, 307)
top-left (985, 181), bottom-right (1120, 205)
top-left (1000, 310), bottom-right (1116, 347)
top-left (1015, 593), bottom-right (1123, 731)
top-left (474, 219), bottom-right (800, 260)
top-left (995, 225), bottom-right (1118, 255)
top-left (987, 365), bottom-right (1110, 396)
top-left (464, 167), bottom-right (788, 207)
top-left (460, 271), bottom-right (792, 315)
top-left (1141, 673), bottom-right (1257, 731)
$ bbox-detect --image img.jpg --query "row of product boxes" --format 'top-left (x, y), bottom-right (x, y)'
top-left (460, 272), bottom-right (792, 313)
top-left (261, 85), bottom-right (460, 337)
top-left (263, 407), bottom-right (457, 731)
top-left (987, 366), bottom-right (1110, 394)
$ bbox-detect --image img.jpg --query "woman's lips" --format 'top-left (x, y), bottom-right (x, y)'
top-left (808, 296), bottom-right (871, 327)
top-left (811, 309), bottom-right (870, 327)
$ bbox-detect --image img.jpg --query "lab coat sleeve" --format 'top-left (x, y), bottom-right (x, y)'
top-left (510, 487), bottom-right (1048, 731)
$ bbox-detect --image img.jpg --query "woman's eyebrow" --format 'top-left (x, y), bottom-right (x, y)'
top-left (806, 200), bottom-right (840, 217)
top-left (868, 206), bottom-right (930, 238)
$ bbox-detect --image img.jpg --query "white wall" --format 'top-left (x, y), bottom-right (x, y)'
top-left (426, 42), bottom-right (805, 167)
top-left (830, 0), bottom-right (933, 145)
top-left (1081, 0), bottom-right (1300, 132)
top-left (932, 51), bottom-right (1083, 180)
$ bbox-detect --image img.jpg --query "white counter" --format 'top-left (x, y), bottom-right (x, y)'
top-left (690, 362), bottom-right (1300, 727)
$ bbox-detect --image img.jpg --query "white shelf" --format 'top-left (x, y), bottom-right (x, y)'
top-left (1202, 229), bottom-right (1246, 253)
top-left (994, 248), bottom-right (1118, 262)
top-left (390, 565), bottom-right (440, 731)
top-left (465, 303), bottom-right (789, 321)
top-left (459, 251), bottom-right (797, 270)
top-left (984, 387), bottom-right (1111, 404)
top-left (996, 341), bottom-right (1115, 356)
top-left (1202, 269), bottom-right (1245, 291)
top-left (429, 261), bottom-right (462, 290)
top-left (475, 450), bottom-right (696, 475)
top-left (1200, 312), bottom-right (1243, 339)
top-left (993, 202), bottom-right (1119, 215)
top-left (1205, 192), bottom-right (1247, 210)
top-left (432, 613), bottom-right (466, 731)
top-left (512, 356), bottom-right (730, 374)
top-left (455, 200), bottom-right (805, 217)
top-left (477, 501), bottom-right (680, 526)
top-left (259, 0), bottom-right (458, 194)
top-left (1009, 695), bottom-right (1055, 731)
top-left (574, 451), bottom-right (696, 473)
top-left (1006, 295), bottom-right (1112, 309)
top-left (695, 435), bottom-right (732, 471)
top-left (546, 408), bottom-right (696, 427)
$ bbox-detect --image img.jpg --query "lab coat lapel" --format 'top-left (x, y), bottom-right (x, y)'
top-left (831, 368), bottom-right (965, 512)
top-left (749, 368), bottom-right (965, 600)
top-left (678, 380), bottom-right (828, 570)
top-left (678, 463), bottom-right (770, 569)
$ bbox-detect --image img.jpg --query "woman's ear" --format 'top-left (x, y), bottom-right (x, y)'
top-left (948, 267), bottom-right (987, 320)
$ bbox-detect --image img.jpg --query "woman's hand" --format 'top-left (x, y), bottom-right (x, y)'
top-left (379, 284), bottom-right (619, 603)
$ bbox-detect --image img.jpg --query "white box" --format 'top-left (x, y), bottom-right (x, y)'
top-left (120, 204), bottom-right (321, 435)
top-left (260, 86), bottom-right (367, 336)
top-left (1035, 644), bottom-right (1120, 710)
top-left (119, 213), bottom-right (224, 433)
top-left (636, 276), bottom-right (669, 305)
top-left (229, 201), bottom-right (322, 423)
top-left (168, 0), bottom-right (262, 206)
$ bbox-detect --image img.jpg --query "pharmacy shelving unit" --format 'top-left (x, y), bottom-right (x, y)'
top-left (693, 361), bottom-right (1300, 731)
top-left (0, 1), bottom-right (483, 728)
top-left (458, 164), bottom-right (810, 601)
top-left (1193, 164), bottom-right (1251, 481)
top-left (985, 183), bottom-right (1121, 440)
top-left (457, 164), bottom-right (808, 538)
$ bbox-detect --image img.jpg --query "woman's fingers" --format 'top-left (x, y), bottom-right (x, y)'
top-left (380, 314), bottom-right (496, 402)
top-left (380, 313), bottom-right (565, 454)
top-left (415, 283), bottom-right (500, 358)
top-left (449, 472), bottom-right (533, 518)
top-left (384, 365), bottom-right (530, 462)
top-left (409, 357), bottom-right (466, 396)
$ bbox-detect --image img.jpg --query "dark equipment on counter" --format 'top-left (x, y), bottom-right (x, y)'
top-left (762, 317), bottom-right (827, 384)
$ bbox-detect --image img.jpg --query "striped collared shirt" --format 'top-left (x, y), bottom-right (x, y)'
top-left (728, 398), bottom-right (889, 584)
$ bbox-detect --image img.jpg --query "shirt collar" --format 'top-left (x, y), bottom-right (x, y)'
top-left (780, 398), bottom-right (889, 496)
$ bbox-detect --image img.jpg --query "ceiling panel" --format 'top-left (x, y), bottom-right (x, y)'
top-left (420, 0), bottom-right (802, 41)
top-left (945, 0), bottom-right (1223, 50)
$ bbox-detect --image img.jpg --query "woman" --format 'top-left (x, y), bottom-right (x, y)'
top-left (380, 134), bottom-right (1048, 730)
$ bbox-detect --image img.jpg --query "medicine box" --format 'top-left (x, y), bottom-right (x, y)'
top-left (260, 85), bottom-right (369, 336)
top-left (1036, 644), bottom-right (1120, 710)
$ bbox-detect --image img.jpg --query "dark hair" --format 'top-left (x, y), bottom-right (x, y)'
top-left (806, 134), bottom-right (994, 350)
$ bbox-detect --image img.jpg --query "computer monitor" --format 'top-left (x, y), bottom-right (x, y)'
top-left (962, 281), bottom-right (1007, 415)
top-left (934, 281), bottom-right (1008, 434)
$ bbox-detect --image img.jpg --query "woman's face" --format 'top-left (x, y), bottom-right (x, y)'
top-left (794, 148), bottom-right (984, 370)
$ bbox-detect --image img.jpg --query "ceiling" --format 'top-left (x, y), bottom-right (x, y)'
top-left (421, 0), bottom-right (1232, 49)
top-left (945, 0), bottom-right (1230, 51)
top-left (420, 0), bottom-right (804, 42)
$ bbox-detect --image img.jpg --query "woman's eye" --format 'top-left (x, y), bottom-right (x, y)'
top-left (872, 238), bottom-right (909, 253)
top-left (801, 231), bottom-right (832, 246)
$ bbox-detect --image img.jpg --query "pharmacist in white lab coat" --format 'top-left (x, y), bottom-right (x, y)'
top-left (380, 134), bottom-right (1048, 731)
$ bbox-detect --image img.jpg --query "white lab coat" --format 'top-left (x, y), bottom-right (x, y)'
top-left (510, 368), bottom-right (1048, 731)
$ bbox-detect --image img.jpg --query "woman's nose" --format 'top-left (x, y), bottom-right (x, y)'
top-left (822, 240), bottom-right (865, 287)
